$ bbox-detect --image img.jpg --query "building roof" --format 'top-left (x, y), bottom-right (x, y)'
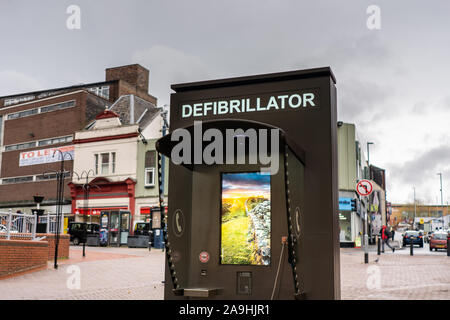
top-left (95, 109), bottom-right (120, 120)
top-left (0, 80), bottom-right (117, 101)
top-left (109, 94), bottom-right (160, 128)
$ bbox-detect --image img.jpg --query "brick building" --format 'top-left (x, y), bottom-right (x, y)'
top-left (0, 64), bottom-right (158, 215)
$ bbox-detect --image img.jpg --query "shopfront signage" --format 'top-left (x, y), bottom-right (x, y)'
top-left (19, 145), bottom-right (74, 167)
top-left (339, 197), bottom-right (353, 211)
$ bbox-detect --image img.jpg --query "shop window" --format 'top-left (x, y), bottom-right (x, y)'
top-left (101, 153), bottom-right (109, 175)
top-left (145, 150), bottom-right (156, 187)
top-left (2, 176), bottom-right (34, 184)
top-left (38, 135), bottom-right (73, 147)
top-left (88, 86), bottom-right (110, 99)
top-left (112, 152), bottom-right (116, 173)
top-left (95, 154), bottom-right (99, 175)
top-left (40, 100), bottom-right (75, 113)
top-left (145, 168), bottom-right (155, 187)
top-left (5, 141), bottom-right (37, 152)
top-left (94, 152), bottom-right (116, 176)
top-left (4, 95), bottom-right (35, 106)
top-left (339, 211), bottom-right (352, 242)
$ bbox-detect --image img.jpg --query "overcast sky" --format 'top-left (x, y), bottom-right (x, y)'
top-left (1, 0), bottom-right (449, 204)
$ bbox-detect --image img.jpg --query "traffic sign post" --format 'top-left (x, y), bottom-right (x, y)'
top-left (356, 179), bottom-right (373, 197)
top-left (356, 180), bottom-right (374, 264)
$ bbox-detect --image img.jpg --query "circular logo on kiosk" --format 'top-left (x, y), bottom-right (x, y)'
top-left (172, 209), bottom-right (185, 237)
top-left (199, 251), bottom-right (210, 263)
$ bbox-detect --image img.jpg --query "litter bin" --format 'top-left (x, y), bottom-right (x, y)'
top-left (127, 235), bottom-right (150, 248)
top-left (86, 234), bottom-right (100, 246)
top-left (153, 229), bottom-right (164, 249)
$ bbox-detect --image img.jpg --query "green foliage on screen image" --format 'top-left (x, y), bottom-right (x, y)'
top-left (221, 196), bottom-right (270, 265)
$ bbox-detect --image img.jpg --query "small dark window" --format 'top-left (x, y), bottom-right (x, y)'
top-left (145, 150), bottom-right (156, 168)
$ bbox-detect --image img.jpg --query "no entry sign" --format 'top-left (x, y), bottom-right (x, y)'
top-left (356, 179), bottom-right (373, 197)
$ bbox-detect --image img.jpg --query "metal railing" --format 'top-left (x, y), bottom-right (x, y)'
top-left (0, 211), bottom-right (37, 240)
top-left (38, 212), bottom-right (65, 234)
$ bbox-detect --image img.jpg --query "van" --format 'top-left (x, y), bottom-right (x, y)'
top-left (68, 222), bottom-right (100, 245)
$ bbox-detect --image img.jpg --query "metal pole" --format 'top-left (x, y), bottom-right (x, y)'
top-left (377, 235), bottom-right (381, 255)
top-left (83, 181), bottom-right (88, 257)
top-left (364, 233), bottom-right (369, 263)
top-left (413, 187), bottom-right (416, 229)
top-left (439, 173), bottom-right (444, 230)
top-left (447, 236), bottom-right (450, 257)
top-left (54, 170), bottom-right (63, 269)
top-left (6, 211), bottom-right (11, 240)
top-left (46, 212), bottom-right (50, 233)
top-left (32, 214), bottom-right (37, 240)
top-left (410, 236), bottom-right (414, 256)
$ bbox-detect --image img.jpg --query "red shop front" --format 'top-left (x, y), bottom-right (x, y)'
top-left (68, 177), bottom-right (137, 245)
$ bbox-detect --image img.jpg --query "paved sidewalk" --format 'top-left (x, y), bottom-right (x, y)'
top-left (2, 246), bottom-right (449, 299)
top-left (341, 248), bottom-right (450, 299)
top-left (0, 246), bottom-right (165, 300)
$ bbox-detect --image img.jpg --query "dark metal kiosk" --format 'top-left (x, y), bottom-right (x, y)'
top-left (156, 68), bottom-right (340, 300)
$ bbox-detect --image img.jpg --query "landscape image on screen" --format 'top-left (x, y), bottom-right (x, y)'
top-left (221, 172), bottom-right (271, 266)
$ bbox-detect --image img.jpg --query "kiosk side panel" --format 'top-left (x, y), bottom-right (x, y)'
top-left (164, 163), bottom-right (193, 300)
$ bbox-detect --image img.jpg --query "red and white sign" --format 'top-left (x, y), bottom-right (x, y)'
top-left (19, 145), bottom-right (74, 167)
top-left (356, 179), bottom-right (373, 196)
top-left (199, 251), bottom-right (210, 263)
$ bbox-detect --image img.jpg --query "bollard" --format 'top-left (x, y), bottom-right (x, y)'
top-left (447, 237), bottom-right (450, 257)
top-left (364, 234), bottom-right (369, 264)
top-left (377, 236), bottom-right (381, 255)
top-left (82, 230), bottom-right (86, 257)
top-left (410, 237), bottom-right (414, 256)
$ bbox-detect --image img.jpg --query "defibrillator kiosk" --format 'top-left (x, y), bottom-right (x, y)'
top-left (156, 68), bottom-right (340, 300)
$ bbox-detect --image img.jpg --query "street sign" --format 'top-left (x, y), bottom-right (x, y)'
top-left (356, 179), bottom-right (373, 197)
top-left (420, 218), bottom-right (424, 224)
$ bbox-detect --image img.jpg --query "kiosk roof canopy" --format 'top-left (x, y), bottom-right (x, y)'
top-left (171, 67), bottom-right (336, 92)
top-left (156, 119), bottom-right (305, 169)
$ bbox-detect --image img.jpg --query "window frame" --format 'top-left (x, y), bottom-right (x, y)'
top-left (144, 167), bottom-right (155, 187)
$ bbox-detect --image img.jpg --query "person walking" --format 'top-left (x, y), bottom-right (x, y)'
top-left (381, 225), bottom-right (395, 253)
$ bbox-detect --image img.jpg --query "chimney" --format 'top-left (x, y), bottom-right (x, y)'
top-left (105, 64), bottom-right (149, 92)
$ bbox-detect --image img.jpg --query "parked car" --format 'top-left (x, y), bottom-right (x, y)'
top-left (425, 231), bottom-right (434, 243)
top-left (429, 232), bottom-right (448, 251)
top-left (68, 222), bottom-right (100, 245)
top-left (134, 222), bottom-right (150, 236)
top-left (0, 224), bottom-right (18, 234)
top-left (402, 230), bottom-right (423, 247)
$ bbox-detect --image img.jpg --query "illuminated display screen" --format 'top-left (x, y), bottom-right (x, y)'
top-left (220, 172), bottom-right (271, 266)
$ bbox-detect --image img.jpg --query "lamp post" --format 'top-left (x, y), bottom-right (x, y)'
top-left (365, 141), bottom-right (374, 262)
top-left (413, 187), bottom-right (416, 229)
top-left (367, 142), bottom-right (374, 168)
top-left (42, 149), bottom-right (73, 270)
top-left (437, 173), bottom-right (444, 230)
top-left (156, 105), bottom-right (169, 251)
top-left (73, 170), bottom-right (100, 257)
